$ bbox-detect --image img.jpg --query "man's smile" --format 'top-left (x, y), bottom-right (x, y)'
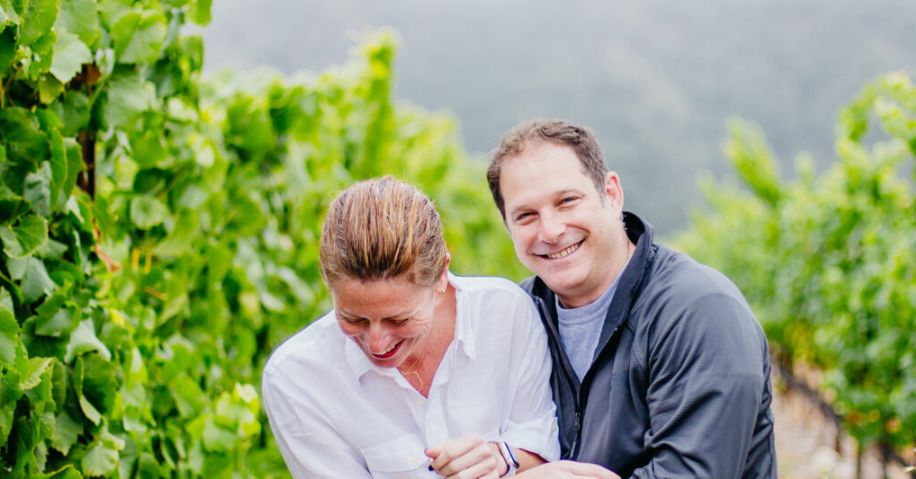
top-left (537, 240), bottom-right (584, 260)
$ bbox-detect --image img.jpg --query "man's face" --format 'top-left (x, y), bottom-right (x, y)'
top-left (499, 142), bottom-right (625, 308)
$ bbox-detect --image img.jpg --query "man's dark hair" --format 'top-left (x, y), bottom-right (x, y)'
top-left (486, 118), bottom-right (609, 219)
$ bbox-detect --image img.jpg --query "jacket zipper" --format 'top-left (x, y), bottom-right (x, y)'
top-left (532, 296), bottom-right (585, 458)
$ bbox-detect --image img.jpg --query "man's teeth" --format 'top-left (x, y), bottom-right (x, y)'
top-left (547, 242), bottom-right (580, 259)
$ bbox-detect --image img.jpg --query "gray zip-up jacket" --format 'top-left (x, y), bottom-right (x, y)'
top-left (522, 212), bottom-right (776, 478)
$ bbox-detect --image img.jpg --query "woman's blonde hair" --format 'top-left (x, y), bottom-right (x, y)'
top-left (319, 176), bottom-right (448, 286)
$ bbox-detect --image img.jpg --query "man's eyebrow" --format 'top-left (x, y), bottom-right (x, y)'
top-left (508, 204), bottom-right (533, 218)
top-left (554, 189), bottom-right (583, 198)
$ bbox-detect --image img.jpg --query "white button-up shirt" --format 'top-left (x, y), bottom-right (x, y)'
top-left (262, 275), bottom-right (560, 478)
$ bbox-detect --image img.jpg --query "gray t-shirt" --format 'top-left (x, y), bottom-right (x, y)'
top-left (556, 276), bottom-right (621, 382)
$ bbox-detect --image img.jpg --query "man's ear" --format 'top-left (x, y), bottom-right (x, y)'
top-left (604, 171), bottom-right (624, 211)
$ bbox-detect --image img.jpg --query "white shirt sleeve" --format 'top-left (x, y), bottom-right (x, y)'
top-left (262, 367), bottom-right (373, 479)
top-left (500, 294), bottom-right (561, 462)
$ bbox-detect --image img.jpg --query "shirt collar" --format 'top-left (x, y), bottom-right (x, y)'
top-left (343, 272), bottom-right (475, 381)
top-left (451, 274), bottom-right (476, 360)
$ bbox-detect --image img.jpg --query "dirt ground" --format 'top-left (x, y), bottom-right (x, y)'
top-left (773, 379), bottom-right (913, 479)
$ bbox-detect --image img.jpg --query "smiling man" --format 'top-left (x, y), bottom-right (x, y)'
top-left (487, 119), bottom-right (777, 478)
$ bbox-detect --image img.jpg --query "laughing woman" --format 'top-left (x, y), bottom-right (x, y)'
top-left (262, 177), bottom-right (559, 478)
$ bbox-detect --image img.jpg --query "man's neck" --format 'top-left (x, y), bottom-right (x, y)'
top-left (557, 239), bottom-right (635, 309)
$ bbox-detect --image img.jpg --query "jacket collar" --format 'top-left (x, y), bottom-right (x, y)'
top-left (594, 211), bottom-right (655, 347)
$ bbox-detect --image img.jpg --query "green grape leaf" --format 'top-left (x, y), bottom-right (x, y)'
top-left (0, 287), bottom-right (13, 317)
top-left (54, 0), bottom-right (99, 46)
top-left (189, 0), bottom-right (212, 26)
top-left (19, 0), bottom-right (58, 46)
top-left (181, 34), bottom-right (204, 71)
top-left (73, 357), bottom-right (102, 426)
top-left (25, 161), bottom-right (53, 217)
top-left (1, 343), bottom-right (24, 398)
top-left (0, 215), bottom-right (48, 258)
top-left (129, 195), bottom-right (170, 230)
top-left (62, 140), bottom-right (83, 208)
top-left (50, 92), bottom-right (91, 137)
top-left (170, 372), bottom-right (205, 417)
top-left (46, 127), bottom-right (68, 211)
top-left (225, 95), bottom-right (276, 155)
top-left (51, 411), bottom-right (82, 454)
top-left (82, 441), bottom-right (119, 476)
top-left (131, 128), bottom-right (167, 168)
top-left (227, 193), bottom-right (266, 236)
top-left (34, 306), bottom-right (74, 337)
top-left (0, 302), bottom-right (18, 364)
top-left (154, 210), bottom-right (197, 257)
top-left (22, 27), bottom-right (57, 78)
top-left (50, 31), bottom-right (91, 83)
top-left (36, 465), bottom-right (83, 479)
top-left (65, 319), bottom-right (111, 363)
top-left (213, 385), bottom-right (257, 431)
top-left (108, 6), bottom-right (166, 64)
top-left (8, 257), bottom-right (57, 302)
top-left (49, 356), bottom-right (67, 406)
top-left (21, 356), bottom-right (53, 390)
top-left (0, 383), bottom-right (17, 444)
top-left (201, 417), bottom-right (236, 452)
top-left (0, 182), bottom-right (20, 223)
top-left (0, 225), bottom-right (25, 255)
top-left (36, 238), bottom-right (68, 259)
top-left (235, 383), bottom-right (258, 404)
top-left (78, 393), bottom-right (101, 425)
top-left (80, 354), bottom-right (119, 416)
top-left (0, 107), bottom-right (50, 166)
top-left (103, 72), bottom-right (156, 128)
top-left (38, 74), bottom-right (65, 104)
top-left (0, 27), bottom-right (17, 74)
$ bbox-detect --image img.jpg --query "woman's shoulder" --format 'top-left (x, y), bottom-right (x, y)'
top-left (452, 275), bottom-right (539, 333)
top-left (452, 274), bottom-right (531, 303)
top-left (263, 311), bottom-right (345, 378)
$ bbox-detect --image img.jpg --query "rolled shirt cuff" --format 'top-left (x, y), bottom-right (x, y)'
top-left (501, 416), bottom-right (561, 462)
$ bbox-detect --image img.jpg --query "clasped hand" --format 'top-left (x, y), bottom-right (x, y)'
top-left (425, 434), bottom-right (619, 479)
top-left (425, 434), bottom-right (506, 479)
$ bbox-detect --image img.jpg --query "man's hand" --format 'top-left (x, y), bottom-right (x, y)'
top-left (514, 460), bottom-right (620, 479)
top-left (425, 434), bottom-right (506, 479)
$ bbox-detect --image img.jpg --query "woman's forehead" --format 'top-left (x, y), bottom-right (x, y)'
top-left (332, 276), bottom-right (432, 319)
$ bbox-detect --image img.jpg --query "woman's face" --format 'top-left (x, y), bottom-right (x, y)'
top-left (331, 274), bottom-right (445, 369)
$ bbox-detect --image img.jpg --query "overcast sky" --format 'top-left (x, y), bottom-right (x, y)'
top-left (202, 0), bottom-right (916, 232)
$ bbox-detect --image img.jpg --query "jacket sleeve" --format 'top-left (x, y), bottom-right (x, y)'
top-left (629, 292), bottom-right (769, 479)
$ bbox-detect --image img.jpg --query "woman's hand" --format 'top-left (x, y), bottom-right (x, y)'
top-left (425, 434), bottom-right (506, 479)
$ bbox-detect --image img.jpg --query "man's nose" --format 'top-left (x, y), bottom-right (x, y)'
top-left (538, 211), bottom-right (566, 243)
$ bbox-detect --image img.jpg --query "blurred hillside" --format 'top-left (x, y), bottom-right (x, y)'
top-left (201, 0), bottom-right (916, 233)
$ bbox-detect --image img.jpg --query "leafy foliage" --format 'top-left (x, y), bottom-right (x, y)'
top-left (676, 74), bottom-right (916, 452)
top-left (1, 1), bottom-right (521, 476)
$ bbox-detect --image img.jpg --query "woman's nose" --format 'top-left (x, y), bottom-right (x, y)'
top-left (367, 324), bottom-right (393, 353)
